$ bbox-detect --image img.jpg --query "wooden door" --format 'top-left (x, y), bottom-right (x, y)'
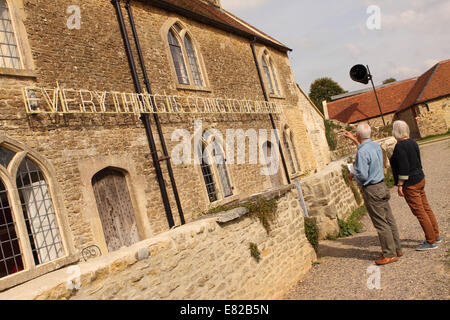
top-left (92, 168), bottom-right (140, 252)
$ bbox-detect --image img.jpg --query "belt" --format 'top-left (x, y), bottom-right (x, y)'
top-left (364, 180), bottom-right (384, 187)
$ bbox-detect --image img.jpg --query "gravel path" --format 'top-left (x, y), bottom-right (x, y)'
top-left (284, 139), bottom-right (449, 300)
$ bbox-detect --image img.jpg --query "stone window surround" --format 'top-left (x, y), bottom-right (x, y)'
top-left (0, 0), bottom-right (36, 78)
top-left (0, 135), bottom-right (76, 292)
top-left (192, 129), bottom-right (239, 211)
top-left (160, 18), bottom-right (211, 93)
top-left (77, 155), bottom-right (155, 256)
top-left (257, 48), bottom-right (284, 100)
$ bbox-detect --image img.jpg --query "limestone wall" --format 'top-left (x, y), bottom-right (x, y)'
top-left (0, 186), bottom-right (316, 300)
top-left (300, 159), bottom-right (361, 239)
top-left (416, 109), bottom-right (449, 138)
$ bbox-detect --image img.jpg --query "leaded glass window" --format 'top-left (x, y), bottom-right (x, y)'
top-left (184, 35), bottom-right (203, 86)
top-left (16, 158), bottom-right (63, 265)
top-left (198, 142), bottom-right (218, 203)
top-left (0, 179), bottom-right (23, 278)
top-left (262, 57), bottom-right (274, 94)
top-left (168, 29), bottom-right (189, 85)
top-left (269, 58), bottom-right (280, 95)
top-left (0, 146), bottom-right (15, 168)
top-left (0, 0), bottom-right (22, 69)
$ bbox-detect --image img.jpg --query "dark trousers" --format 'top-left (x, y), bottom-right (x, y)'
top-left (403, 179), bottom-right (440, 244)
top-left (362, 182), bottom-right (402, 258)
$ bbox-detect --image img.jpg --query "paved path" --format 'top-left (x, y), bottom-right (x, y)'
top-left (284, 139), bottom-right (449, 300)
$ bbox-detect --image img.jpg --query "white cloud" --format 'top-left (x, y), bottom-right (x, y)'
top-left (221, 0), bottom-right (268, 12)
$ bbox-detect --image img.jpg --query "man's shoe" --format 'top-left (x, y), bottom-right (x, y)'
top-left (375, 256), bottom-right (398, 265)
top-left (416, 242), bottom-right (438, 251)
top-left (380, 251), bottom-right (403, 257)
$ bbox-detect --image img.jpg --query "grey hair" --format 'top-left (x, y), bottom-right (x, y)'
top-left (356, 123), bottom-right (371, 139)
top-left (392, 120), bottom-right (410, 139)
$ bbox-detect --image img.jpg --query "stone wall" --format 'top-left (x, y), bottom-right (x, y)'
top-left (0, 186), bottom-right (317, 300)
top-left (300, 159), bottom-right (361, 239)
top-left (416, 97), bottom-right (449, 137)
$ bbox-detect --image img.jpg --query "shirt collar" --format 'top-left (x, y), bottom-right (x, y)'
top-left (358, 139), bottom-right (372, 149)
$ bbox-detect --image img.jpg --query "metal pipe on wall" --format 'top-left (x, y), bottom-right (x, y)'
top-left (111, 0), bottom-right (175, 228)
top-left (125, 0), bottom-right (185, 225)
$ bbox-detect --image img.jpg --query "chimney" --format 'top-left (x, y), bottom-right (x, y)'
top-left (200, 0), bottom-right (221, 8)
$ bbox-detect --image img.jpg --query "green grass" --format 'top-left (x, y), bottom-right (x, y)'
top-left (418, 130), bottom-right (450, 143)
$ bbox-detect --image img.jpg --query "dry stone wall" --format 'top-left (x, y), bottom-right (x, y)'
top-left (0, 186), bottom-right (316, 300)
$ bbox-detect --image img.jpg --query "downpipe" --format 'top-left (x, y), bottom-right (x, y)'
top-left (111, 0), bottom-right (175, 228)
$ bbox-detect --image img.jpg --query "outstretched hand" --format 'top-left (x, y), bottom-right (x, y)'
top-left (343, 130), bottom-right (359, 146)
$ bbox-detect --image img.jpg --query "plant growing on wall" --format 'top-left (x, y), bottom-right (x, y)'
top-left (342, 165), bottom-right (362, 205)
top-left (249, 243), bottom-right (261, 262)
top-left (304, 218), bottom-right (319, 253)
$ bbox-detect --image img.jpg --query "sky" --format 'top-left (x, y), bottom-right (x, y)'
top-left (220, 0), bottom-right (450, 94)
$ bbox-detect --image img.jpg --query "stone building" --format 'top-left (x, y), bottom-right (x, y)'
top-left (324, 77), bottom-right (417, 127)
top-left (395, 59), bottom-right (450, 139)
top-left (0, 0), bottom-right (329, 291)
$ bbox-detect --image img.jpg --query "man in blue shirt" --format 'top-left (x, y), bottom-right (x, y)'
top-left (344, 124), bottom-right (401, 265)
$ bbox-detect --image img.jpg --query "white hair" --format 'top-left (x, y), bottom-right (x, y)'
top-left (356, 123), bottom-right (371, 139)
top-left (392, 120), bottom-right (410, 139)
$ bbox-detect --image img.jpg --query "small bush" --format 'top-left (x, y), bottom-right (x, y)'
top-left (337, 206), bottom-right (368, 238)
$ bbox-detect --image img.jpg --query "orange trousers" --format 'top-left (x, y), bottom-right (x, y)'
top-left (403, 179), bottom-right (440, 244)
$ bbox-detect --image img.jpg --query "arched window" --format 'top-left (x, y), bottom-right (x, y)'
top-left (168, 28), bottom-right (189, 85)
top-left (0, 144), bottom-right (67, 281)
top-left (0, 0), bottom-right (22, 69)
top-left (283, 130), bottom-right (296, 174)
top-left (261, 51), bottom-right (281, 96)
top-left (262, 141), bottom-right (282, 188)
top-left (282, 127), bottom-right (301, 174)
top-left (16, 157), bottom-right (63, 265)
top-left (167, 23), bottom-right (205, 87)
top-left (0, 178), bottom-right (23, 278)
top-left (184, 35), bottom-right (203, 86)
top-left (198, 132), bottom-right (234, 203)
top-left (198, 141), bottom-right (218, 203)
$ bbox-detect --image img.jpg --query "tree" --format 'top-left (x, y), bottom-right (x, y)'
top-left (309, 77), bottom-right (346, 114)
top-left (382, 78), bottom-right (397, 85)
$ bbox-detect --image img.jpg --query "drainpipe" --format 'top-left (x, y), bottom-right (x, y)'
top-left (111, 0), bottom-right (175, 228)
top-left (250, 38), bottom-right (310, 217)
top-left (125, 0), bottom-right (185, 225)
top-left (250, 38), bottom-right (291, 185)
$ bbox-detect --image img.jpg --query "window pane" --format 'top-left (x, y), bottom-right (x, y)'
top-left (0, 146), bottom-right (15, 168)
top-left (184, 36), bottom-right (203, 87)
top-left (269, 59), bottom-right (280, 95)
top-left (0, 179), bottom-right (24, 278)
top-left (198, 142), bottom-right (218, 203)
top-left (16, 158), bottom-right (63, 266)
top-left (262, 58), bottom-right (274, 94)
top-left (0, 0), bottom-right (22, 69)
top-left (283, 131), bottom-right (296, 174)
top-left (213, 142), bottom-right (233, 198)
top-left (168, 30), bottom-right (189, 85)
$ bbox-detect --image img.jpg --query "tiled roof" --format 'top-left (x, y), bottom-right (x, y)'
top-left (144, 0), bottom-right (291, 51)
top-left (397, 59), bottom-right (450, 112)
top-left (326, 78), bottom-right (417, 124)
